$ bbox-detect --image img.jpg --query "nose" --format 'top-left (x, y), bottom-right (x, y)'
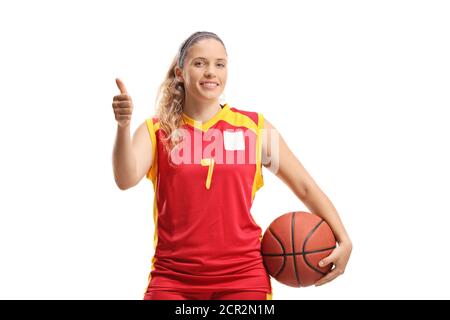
top-left (204, 67), bottom-right (216, 78)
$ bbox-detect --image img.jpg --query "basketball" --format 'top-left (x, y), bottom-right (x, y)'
top-left (261, 211), bottom-right (337, 287)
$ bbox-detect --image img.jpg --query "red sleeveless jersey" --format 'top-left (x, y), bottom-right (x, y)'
top-left (144, 103), bottom-right (272, 293)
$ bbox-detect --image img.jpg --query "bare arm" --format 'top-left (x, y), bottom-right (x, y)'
top-left (111, 78), bottom-right (153, 190)
top-left (262, 118), bottom-right (352, 285)
top-left (262, 118), bottom-right (351, 243)
top-left (112, 122), bottom-right (153, 190)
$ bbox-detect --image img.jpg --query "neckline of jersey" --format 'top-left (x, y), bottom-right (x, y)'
top-left (182, 103), bottom-right (230, 132)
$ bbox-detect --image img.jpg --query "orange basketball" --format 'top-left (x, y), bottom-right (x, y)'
top-left (261, 211), bottom-right (337, 287)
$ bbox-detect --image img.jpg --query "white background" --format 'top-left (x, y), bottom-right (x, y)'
top-left (0, 0), bottom-right (449, 299)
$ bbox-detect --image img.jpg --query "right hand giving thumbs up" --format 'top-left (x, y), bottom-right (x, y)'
top-left (112, 78), bottom-right (134, 127)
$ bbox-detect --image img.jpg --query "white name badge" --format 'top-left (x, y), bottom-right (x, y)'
top-left (223, 130), bottom-right (245, 151)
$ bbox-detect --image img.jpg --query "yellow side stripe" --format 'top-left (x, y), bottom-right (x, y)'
top-left (145, 118), bottom-right (158, 183)
top-left (144, 118), bottom-right (160, 297)
top-left (251, 112), bottom-right (264, 201)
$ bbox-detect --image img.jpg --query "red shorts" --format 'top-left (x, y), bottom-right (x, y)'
top-left (144, 290), bottom-right (272, 300)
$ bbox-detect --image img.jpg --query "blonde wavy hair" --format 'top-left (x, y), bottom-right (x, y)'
top-left (155, 31), bottom-right (227, 155)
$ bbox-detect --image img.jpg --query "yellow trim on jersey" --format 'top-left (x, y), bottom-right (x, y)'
top-left (221, 110), bottom-right (257, 134)
top-left (251, 112), bottom-right (264, 201)
top-left (145, 119), bottom-right (160, 249)
top-left (181, 103), bottom-right (258, 135)
top-left (182, 104), bottom-right (230, 132)
top-left (144, 118), bottom-right (160, 296)
top-left (146, 118), bottom-right (159, 250)
top-left (145, 119), bottom-right (158, 183)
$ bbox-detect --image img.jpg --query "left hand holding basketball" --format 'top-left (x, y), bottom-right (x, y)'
top-left (315, 241), bottom-right (353, 286)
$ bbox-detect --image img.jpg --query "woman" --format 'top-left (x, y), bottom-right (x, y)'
top-left (112, 31), bottom-right (352, 300)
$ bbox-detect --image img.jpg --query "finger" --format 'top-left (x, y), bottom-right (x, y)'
top-left (113, 94), bottom-right (130, 101)
top-left (115, 108), bottom-right (132, 115)
top-left (319, 252), bottom-right (338, 268)
top-left (112, 101), bottom-right (132, 108)
top-left (115, 78), bottom-right (128, 94)
top-left (315, 269), bottom-right (342, 287)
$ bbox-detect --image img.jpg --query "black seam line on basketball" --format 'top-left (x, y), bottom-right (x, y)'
top-left (261, 246), bottom-right (337, 257)
top-left (268, 228), bottom-right (286, 278)
top-left (302, 220), bottom-right (328, 276)
top-left (291, 212), bottom-right (301, 287)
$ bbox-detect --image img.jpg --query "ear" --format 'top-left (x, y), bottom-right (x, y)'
top-left (174, 67), bottom-right (184, 82)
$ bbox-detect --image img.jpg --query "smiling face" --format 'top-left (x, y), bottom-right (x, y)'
top-left (175, 38), bottom-right (228, 103)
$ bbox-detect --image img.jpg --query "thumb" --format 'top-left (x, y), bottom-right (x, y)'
top-left (115, 78), bottom-right (128, 94)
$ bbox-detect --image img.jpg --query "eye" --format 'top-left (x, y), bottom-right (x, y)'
top-left (217, 63), bottom-right (226, 68)
top-left (194, 61), bottom-right (204, 67)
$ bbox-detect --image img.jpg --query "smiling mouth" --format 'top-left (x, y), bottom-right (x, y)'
top-left (200, 81), bottom-right (219, 88)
